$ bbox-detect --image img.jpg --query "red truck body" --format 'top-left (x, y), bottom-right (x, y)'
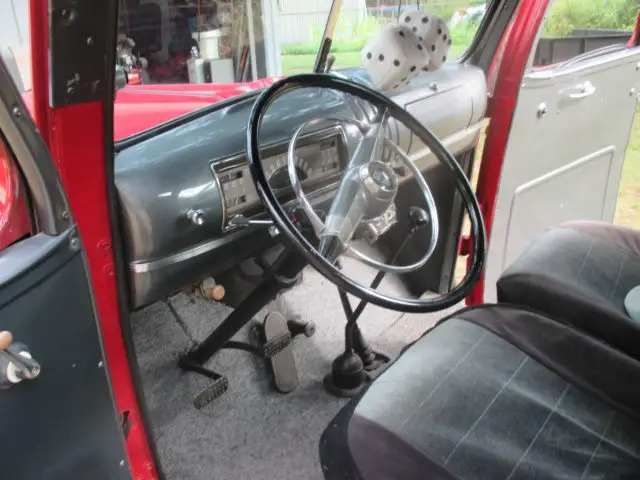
top-left (0, 78), bottom-right (280, 249)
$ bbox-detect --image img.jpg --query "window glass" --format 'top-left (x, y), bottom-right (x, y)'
top-left (114, 0), bottom-right (488, 141)
top-left (533, 0), bottom-right (637, 67)
top-left (290, 1), bottom-right (488, 74)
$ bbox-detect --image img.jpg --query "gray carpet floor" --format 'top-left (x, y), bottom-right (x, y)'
top-left (132, 258), bottom-right (459, 480)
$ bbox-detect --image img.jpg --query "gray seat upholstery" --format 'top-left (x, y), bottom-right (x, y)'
top-left (497, 221), bottom-right (640, 359)
top-left (320, 305), bottom-right (640, 480)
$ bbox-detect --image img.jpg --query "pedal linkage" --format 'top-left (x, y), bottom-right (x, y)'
top-left (177, 315), bottom-right (314, 409)
top-left (175, 224), bottom-right (317, 409)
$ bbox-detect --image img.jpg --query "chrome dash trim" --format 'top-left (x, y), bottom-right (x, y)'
top-left (129, 182), bottom-right (341, 273)
top-left (210, 123), bottom-right (349, 232)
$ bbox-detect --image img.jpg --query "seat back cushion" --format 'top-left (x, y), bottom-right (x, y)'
top-left (497, 226), bottom-right (640, 359)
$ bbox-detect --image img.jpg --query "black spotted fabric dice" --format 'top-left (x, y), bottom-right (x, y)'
top-left (360, 24), bottom-right (429, 91)
top-left (401, 11), bottom-right (452, 71)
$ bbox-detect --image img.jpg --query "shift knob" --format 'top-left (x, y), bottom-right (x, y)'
top-left (408, 206), bottom-right (430, 232)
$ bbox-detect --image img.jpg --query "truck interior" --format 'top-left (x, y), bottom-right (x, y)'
top-left (1, 0), bottom-right (640, 479)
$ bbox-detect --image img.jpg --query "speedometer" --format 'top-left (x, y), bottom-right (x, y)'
top-left (264, 138), bottom-right (340, 190)
top-left (212, 131), bottom-right (343, 226)
top-left (266, 154), bottom-right (311, 189)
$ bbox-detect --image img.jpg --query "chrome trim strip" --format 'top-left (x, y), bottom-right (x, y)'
top-left (408, 122), bottom-right (483, 171)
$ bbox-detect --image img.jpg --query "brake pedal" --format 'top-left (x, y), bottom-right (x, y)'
top-left (263, 312), bottom-right (298, 393)
top-left (193, 376), bottom-right (229, 409)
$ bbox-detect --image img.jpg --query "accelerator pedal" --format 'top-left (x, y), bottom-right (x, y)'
top-left (263, 312), bottom-right (298, 393)
top-left (179, 358), bottom-right (230, 409)
top-left (194, 376), bottom-right (229, 409)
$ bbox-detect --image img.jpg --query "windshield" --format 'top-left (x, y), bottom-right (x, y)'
top-left (113, 0), bottom-right (486, 141)
top-left (0, 1), bottom-right (485, 139)
top-left (105, 0), bottom-right (486, 141)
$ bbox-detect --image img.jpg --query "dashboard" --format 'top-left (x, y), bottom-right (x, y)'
top-left (114, 64), bottom-right (488, 309)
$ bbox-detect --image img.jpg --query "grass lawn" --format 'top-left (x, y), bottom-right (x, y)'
top-left (281, 45), bottom-right (468, 76)
top-left (614, 109), bottom-right (640, 228)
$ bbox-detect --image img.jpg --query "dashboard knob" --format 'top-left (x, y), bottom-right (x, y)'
top-left (186, 209), bottom-right (205, 226)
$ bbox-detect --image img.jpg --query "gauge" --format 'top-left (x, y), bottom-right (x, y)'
top-left (217, 164), bottom-right (258, 216)
top-left (264, 139), bottom-right (340, 190)
top-left (265, 153), bottom-right (311, 190)
top-left (267, 156), bottom-right (310, 189)
top-left (212, 132), bottom-right (343, 224)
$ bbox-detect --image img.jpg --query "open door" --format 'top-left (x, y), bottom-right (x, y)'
top-left (480, 10), bottom-right (640, 302)
top-left (0, 56), bottom-right (133, 478)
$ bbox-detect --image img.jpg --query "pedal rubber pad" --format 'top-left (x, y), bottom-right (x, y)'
top-left (263, 331), bottom-right (292, 358)
top-left (263, 312), bottom-right (298, 393)
top-left (193, 376), bottom-right (229, 409)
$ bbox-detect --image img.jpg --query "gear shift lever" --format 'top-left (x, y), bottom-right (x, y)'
top-left (324, 207), bottom-right (431, 397)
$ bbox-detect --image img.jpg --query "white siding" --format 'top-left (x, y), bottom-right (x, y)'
top-left (277, 0), bottom-right (367, 45)
top-left (0, 0), bottom-right (30, 91)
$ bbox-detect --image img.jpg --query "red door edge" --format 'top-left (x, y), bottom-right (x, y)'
top-left (628, 12), bottom-right (640, 47)
top-left (466, 0), bottom-right (551, 305)
top-left (29, 1), bottom-right (158, 478)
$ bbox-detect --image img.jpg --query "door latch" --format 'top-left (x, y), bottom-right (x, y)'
top-left (0, 331), bottom-right (41, 388)
top-left (563, 81), bottom-right (596, 100)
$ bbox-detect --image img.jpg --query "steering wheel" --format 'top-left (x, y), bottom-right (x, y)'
top-left (246, 73), bottom-right (486, 313)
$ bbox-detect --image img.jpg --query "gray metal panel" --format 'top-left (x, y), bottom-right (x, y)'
top-left (483, 46), bottom-right (640, 302)
top-left (0, 232), bottom-right (131, 479)
top-left (115, 64), bottom-right (487, 308)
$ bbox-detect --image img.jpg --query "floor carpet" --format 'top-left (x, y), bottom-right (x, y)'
top-left (132, 258), bottom-right (459, 480)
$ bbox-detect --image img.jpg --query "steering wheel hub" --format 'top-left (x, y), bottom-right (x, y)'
top-left (361, 162), bottom-right (397, 196)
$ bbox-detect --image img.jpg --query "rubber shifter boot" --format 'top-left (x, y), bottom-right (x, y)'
top-left (624, 285), bottom-right (640, 322)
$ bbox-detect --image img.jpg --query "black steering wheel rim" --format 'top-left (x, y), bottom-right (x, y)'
top-left (246, 73), bottom-right (486, 313)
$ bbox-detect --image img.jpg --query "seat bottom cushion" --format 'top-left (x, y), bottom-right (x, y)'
top-left (320, 306), bottom-right (640, 480)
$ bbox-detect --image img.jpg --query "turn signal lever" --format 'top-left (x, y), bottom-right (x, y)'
top-left (0, 331), bottom-right (41, 388)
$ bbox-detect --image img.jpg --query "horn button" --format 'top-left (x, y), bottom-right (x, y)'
top-left (359, 162), bottom-right (398, 219)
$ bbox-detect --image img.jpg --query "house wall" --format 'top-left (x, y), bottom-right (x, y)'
top-left (277, 0), bottom-right (367, 45)
top-left (0, 0), bottom-right (31, 91)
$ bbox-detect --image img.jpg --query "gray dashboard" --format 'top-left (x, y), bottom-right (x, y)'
top-left (115, 64), bottom-right (487, 309)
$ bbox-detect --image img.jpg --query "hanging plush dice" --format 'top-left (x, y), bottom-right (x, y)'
top-left (403, 12), bottom-right (452, 71)
top-left (361, 12), bottom-right (452, 92)
top-left (361, 24), bottom-right (430, 91)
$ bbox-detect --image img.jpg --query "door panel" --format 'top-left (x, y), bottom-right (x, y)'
top-left (0, 49), bottom-right (133, 478)
top-left (484, 46), bottom-right (640, 301)
top-left (0, 232), bottom-right (131, 479)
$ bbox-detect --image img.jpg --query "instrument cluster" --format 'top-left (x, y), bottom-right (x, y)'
top-left (212, 127), bottom-right (346, 226)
